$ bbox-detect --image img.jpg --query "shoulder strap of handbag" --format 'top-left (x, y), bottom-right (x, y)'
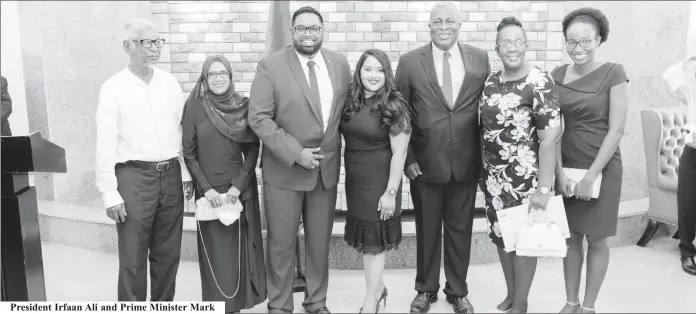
top-left (197, 220), bottom-right (242, 299)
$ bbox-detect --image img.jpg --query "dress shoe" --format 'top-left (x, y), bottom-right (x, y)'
top-left (306, 307), bottom-right (331, 313)
top-left (446, 295), bottom-right (474, 313)
top-left (682, 255), bottom-right (696, 275)
top-left (410, 292), bottom-right (438, 313)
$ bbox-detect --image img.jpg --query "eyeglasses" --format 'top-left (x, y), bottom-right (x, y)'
top-left (497, 40), bottom-right (527, 49)
top-left (293, 25), bottom-right (322, 35)
top-left (132, 39), bottom-right (165, 48)
top-left (207, 71), bottom-right (230, 79)
top-left (565, 38), bottom-right (595, 50)
top-left (430, 19), bottom-right (457, 29)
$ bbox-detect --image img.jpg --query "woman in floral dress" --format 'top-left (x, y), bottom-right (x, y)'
top-left (479, 17), bottom-right (561, 313)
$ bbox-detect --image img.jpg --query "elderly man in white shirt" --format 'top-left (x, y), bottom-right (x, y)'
top-left (663, 55), bottom-right (696, 276)
top-left (95, 18), bottom-right (194, 300)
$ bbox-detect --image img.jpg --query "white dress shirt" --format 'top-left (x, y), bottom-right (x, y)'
top-left (295, 49), bottom-right (334, 131)
top-left (663, 58), bottom-right (696, 148)
top-left (433, 43), bottom-right (466, 106)
top-left (95, 67), bottom-right (191, 209)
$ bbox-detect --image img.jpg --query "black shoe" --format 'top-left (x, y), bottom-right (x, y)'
top-left (446, 295), bottom-right (474, 313)
top-left (682, 256), bottom-right (696, 275)
top-left (306, 307), bottom-right (330, 313)
top-left (410, 292), bottom-right (438, 313)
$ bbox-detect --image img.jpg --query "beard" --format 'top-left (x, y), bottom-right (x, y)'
top-left (293, 36), bottom-right (323, 56)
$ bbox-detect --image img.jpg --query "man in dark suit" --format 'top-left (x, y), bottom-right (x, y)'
top-left (395, 2), bottom-right (490, 313)
top-left (1, 76), bottom-right (12, 136)
top-left (248, 6), bottom-right (351, 314)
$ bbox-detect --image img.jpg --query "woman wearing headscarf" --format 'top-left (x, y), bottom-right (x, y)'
top-left (182, 55), bottom-right (265, 313)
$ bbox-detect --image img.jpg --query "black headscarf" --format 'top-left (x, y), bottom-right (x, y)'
top-left (186, 55), bottom-right (256, 143)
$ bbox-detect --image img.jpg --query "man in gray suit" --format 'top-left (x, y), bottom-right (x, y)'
top-left (248, 6), bottom-right (351, 314)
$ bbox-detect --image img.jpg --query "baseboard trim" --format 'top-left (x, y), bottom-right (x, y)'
top-left (37, 197), bottom-right (652, 268)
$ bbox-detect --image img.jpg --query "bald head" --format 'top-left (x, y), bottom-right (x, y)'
top-left (122, 18), bottom-right (161, 68)
top-left (123, 18), bottom-right (157, 41)
top-left (428, 2), bottom-right (461, 51)
top-left (430, 2), bottom-right (460, 22)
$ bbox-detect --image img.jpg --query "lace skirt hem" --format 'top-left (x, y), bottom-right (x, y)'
top-left (343, 215), bottom-right (402, 254)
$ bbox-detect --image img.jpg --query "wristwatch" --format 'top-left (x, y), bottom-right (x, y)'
top-left (538, 186), bottom-right (551, 195)
top-left (387, 188), bottom-right (397, 196)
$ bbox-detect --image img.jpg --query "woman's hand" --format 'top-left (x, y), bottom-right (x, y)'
top-left (528, 190), bottom-right (552, 212)
top-left (377, 192), bottom-right (397, 220)
top-left (556, 174), bottom-right (574, 198)
top-left (204, 189), bottom-right (224, 208)
top-left (491, 221), bottom-right (502, 237)
top-left (574, 176), bottom-right (595, 201)
top-left (226, 186), bottom-right (241, 204)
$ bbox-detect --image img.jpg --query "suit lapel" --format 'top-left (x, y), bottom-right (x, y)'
top-left (286, 48), bottom-right (323, 126)
top-left (420, 44), bottom-right (450, 110)
top-left (453, 43), bottom-right (473, 109)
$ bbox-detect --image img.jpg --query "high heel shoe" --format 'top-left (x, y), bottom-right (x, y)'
top-left (359, 287), bottom-right (388, 313)
top-left (580, 305), bottom-right (595, 313)
top-left (375, 286), bottom-right (388, 313)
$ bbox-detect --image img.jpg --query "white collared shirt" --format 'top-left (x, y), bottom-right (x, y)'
top-left (432, 43), bottom-right (466, 106)
top-left (295, 49), bottom-right (334, 131)
top-left (663, 59), bottom-right (696, 147)
top-left (95, 67), bottom-right (191, 209)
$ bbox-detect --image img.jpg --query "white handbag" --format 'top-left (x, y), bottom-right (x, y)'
top-left (563, 168), bottom-right (601, 198)
top-left (194, 197), bottom-right (243, 226)
top-left (515, 210), bottom-right (568, 258)
top-left (497, 196), bottom-right (570, 253)
top-left (195, 197), bottom-right (244, 299)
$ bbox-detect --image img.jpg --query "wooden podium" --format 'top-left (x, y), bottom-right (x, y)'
top-left (1, 132), bottom-right (66, 301)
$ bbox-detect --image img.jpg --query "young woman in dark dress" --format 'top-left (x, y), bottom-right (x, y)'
top-left (182, 55), bottom-right (266, 313)
top-left (340, 49), bottom-right (411, 313)
top-left (551, 8), bottom-right (629, 314)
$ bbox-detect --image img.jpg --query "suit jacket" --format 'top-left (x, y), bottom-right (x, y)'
top-left (1, 76), bottom-right (12, 136)
top-left (249, 46), bottom-right (351, 191)
top-left (395, 42), bottom-right (490, 184)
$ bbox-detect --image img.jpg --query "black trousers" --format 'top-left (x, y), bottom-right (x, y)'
top-left (678, 145), bottom-right (696, 258)
top-left (411, 177), bottom-right (477, 298)
top-left (115, 161), bottom-right (184, 301)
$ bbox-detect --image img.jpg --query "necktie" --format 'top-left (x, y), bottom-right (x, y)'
top-left (442, 51), bottom-right (453, 108)
top-left (307, 60), bottom-right (322, 107)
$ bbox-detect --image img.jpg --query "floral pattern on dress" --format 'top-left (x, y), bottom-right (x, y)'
top-left (478, 67), bottom-right (560, 243)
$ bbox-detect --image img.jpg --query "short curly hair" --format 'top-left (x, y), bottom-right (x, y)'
top-left (562, 7), bottom-right (610, 44)
top-left (497, 16), bottom-right (523, 32)
top-left (496, 16), bottom-right (526, 44)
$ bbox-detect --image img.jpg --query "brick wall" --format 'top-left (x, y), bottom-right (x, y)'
top-left (153, 0), bottom-right (567, 210)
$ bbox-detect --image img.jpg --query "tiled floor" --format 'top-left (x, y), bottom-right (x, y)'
top-left (42, 236), bottom-right (695, 313)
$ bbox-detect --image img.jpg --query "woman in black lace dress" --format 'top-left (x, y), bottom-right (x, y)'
top-left (340, 49), bottom-right (411, 313)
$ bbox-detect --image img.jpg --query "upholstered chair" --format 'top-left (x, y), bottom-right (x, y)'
top-left (637, 107), bottom-right (689, 246)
